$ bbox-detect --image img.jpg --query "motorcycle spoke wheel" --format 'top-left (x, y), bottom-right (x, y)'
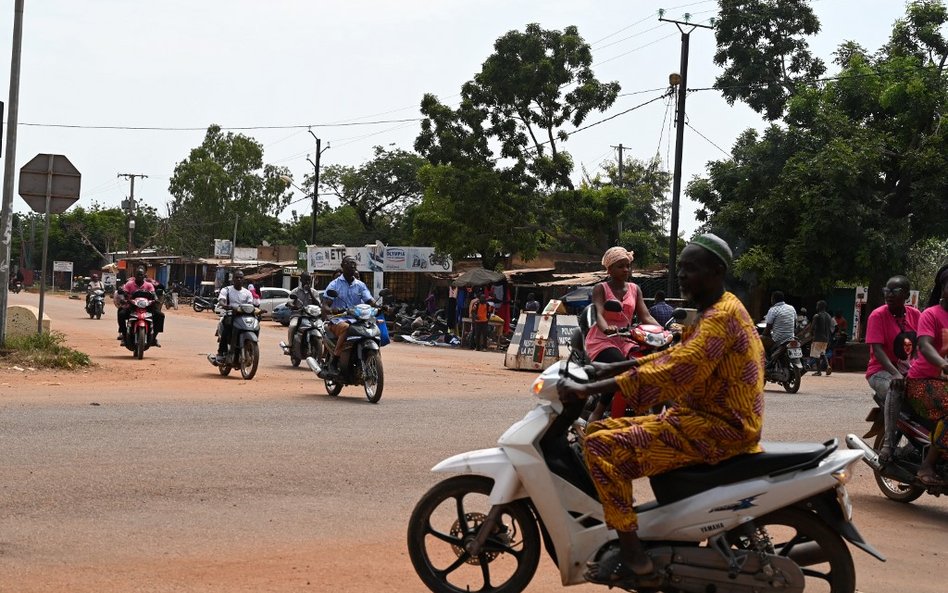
top-left (407, 475), bottom-right (540, 593)
top-left (726, 507), bottom-right (855, 593)
top-left (362, 350), bottom-right (384, 403)
top-left (290, 356), bottom-right (301, 368)
top-left (872, 432), bottom-right (925, 503)
top-left (219, 362), bottom-right (232, 376)
top-left (322, 353), bottom-right (343, 396)
top-left (782, 365), bottom-right (801, 393)
top-left (240, 341), bottom-right (259, 380)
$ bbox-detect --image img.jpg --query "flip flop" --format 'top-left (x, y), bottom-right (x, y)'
top-left (584, 548), bottom-right (662, 588)
top-left (917, 472), bottom-right (947, 487)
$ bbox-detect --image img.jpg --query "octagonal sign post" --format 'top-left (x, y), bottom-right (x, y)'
top-left (18, 153), bottom-right (81, 333)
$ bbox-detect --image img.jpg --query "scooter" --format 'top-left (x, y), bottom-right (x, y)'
top-left (86, 289), bottom-right (106, 320)
top-left (845, 388), bottom-right (946, 502)
top-left (407, 356), bottom-right (884, 593)
top-left (306, 289), bottom-right (390, 403)
top-left (207, 303), bottom-right (260, 380)
top-left (121, 290), bottom-right (156, 360)
top-left (192, 294), bottom-right (218, 312)
top-left (279, 304), bottom-right (324, 367)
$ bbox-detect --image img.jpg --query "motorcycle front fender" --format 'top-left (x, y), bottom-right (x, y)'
top-left (238, 332), bottom-right (259, 347)
top-left (796, 489), bottom-right (886, 562)
top-left (432, 447), bottom-right (528, 505)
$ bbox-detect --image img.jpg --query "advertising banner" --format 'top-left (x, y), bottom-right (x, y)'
top-left (213, 239), bottom-right (233, 258)
top-left (307, 246), bottom-right (452, 273)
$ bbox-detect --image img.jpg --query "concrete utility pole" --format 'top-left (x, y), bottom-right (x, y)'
top-left (117, 173), bottom-right (147, 260)
top-left (612, 143), bottom-right (626, 240)
top-left (660, 15), bottom-right (713, 298)
top-left (306, 129), bottom-right (329, 246)
top-left (0, 0), bottom-right (25, 346)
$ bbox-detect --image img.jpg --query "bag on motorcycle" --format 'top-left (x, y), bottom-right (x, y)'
top-left (377, 314), bottom-right (390, 347)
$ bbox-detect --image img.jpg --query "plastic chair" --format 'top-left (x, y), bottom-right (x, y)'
top-left (830, 346), bottom-right (846, 372)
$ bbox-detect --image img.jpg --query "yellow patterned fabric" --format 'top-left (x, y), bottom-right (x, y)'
top-left (584, 291), bottom-right (765, 531)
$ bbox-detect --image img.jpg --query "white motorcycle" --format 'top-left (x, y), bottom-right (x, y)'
top-left (407, 357), bottom-right (884, 593)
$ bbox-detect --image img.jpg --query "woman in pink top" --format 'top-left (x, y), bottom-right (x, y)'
top-left (906, 264), bottom-right (948, 485)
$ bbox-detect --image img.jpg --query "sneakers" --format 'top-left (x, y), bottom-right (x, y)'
top-left (207, 353), bottom-right (226, 366)
top-left (826, 366), bottom-right (832, 376)
top-left (812, 371), bottom-right (822, 376)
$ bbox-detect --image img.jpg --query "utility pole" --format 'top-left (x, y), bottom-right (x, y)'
top-left (0, 0), bottom-right (25, 346)
top-left (117, 173), bottom-right (147, 262)
top-left (660, 15), bottom-right (713, 297)
top-left (612, 143), bottom-right (625, 240)
top-left (306, 129), bottom-right (329, 246)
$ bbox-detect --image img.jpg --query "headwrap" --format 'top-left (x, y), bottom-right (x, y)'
top-left (601, 246), bottom-right (634, 270)
top-left (688, 233), bottom-right (732, 270)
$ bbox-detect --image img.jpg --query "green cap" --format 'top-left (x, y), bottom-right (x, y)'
top-left (689, 233), bottom-right (732, 270)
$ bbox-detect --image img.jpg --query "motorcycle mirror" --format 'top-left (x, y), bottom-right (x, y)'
top-left (672, 308), bottom-right (688, 321)
top-left (325, 289), bottom-right (339, 298)
top-left (378, 289), bottom-right (392, 298)
top-left (603, 300), bottom-right (623, 313)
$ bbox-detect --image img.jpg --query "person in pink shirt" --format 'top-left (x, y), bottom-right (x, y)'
top-left (905, 264), bottom-right (948, 485)
top-left (865, 275), bottom-right (920, 397)
top-left (117, 267), bottom-right (165, 345)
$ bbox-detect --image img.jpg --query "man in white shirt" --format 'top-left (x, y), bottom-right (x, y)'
top-left (764, 290), bottom-right (797, 361)
top-left (213, 270), bottom-right (258, 364)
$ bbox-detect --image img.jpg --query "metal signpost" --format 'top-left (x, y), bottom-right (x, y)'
top-left (18, 153), bottom-right (81, 333)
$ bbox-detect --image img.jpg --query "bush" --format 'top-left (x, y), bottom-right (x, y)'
top-left (2, 331), bottom-right (92, 369)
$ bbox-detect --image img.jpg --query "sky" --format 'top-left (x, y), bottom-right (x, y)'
top-left (0, 0), bottom-right (917, 244)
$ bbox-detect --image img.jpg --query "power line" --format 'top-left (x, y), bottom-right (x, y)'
top-left (685, 120), bottom-right (730, 157)
top-left (14, 117), bottom-right (424, 132)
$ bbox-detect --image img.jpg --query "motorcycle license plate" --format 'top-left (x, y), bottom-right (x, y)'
top-left (788, 348), bottom-right (803, 359)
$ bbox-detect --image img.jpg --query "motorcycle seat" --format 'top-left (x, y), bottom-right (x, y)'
top-left (650, 439), bottom-right (837, 506)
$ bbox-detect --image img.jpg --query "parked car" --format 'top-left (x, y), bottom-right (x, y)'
top-left (271, 303), bottom-right (293, 326)
top-left (256, 287), bottom-right (292, 319)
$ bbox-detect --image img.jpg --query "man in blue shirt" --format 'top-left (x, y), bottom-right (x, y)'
top-left (321, 256), bottom-right (379, 376)
top-left (647, 290), bottom-right (675, 327)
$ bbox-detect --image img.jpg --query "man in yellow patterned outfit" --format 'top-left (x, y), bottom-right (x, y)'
top-left (558, 233), bottom-right (765, 586)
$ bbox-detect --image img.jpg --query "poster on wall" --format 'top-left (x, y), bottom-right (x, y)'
top-left (213, 239), bottom-right (233, 258)
top-left (306, 246), bottom-right (452, 273)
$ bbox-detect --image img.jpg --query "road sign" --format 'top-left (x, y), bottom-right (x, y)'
top-left (18, 153), bottom-right (81, 214)
top-left (53, 261), bottom-right (73, 272)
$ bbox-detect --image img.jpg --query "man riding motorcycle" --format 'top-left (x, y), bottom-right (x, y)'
top-left (86, 273), bottom-right (105, 308)
top-left (319, 256), bottom-right (380, 377)
top-left (287, 272), bottom-right (321, 348)
top-left (763, 290), bottom-right (796, 365)
top-left (212, 270), bottom-right (258, 364)
top-left (117, 267), bottom-right (165, 346)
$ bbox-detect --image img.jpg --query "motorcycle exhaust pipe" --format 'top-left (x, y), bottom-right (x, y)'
top-left (845, 434), bottom-right (882, 471)
top-left (306, 357), bottom-right (321, 377)
top-left (279, 340), bottom-right (289, 355)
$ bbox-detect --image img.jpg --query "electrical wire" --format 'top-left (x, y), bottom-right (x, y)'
top-left (684, 120), bottom-right (730, 157)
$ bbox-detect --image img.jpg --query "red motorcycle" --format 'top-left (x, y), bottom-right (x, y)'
top-left (569, 300), bottom-right (682, 424)
top-left (121, 290), bottom-right (157, 359)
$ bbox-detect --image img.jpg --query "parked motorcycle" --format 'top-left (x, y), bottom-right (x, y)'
top-left (192, 294), bottom-right (218, 312)
top-left (9, 280), bottom-right (23, 294)
top-left (407, 356), bottom-right (884, 593)
top-left (86, 289), bottom-right (106, 320)
top-left (121, 290), bottom-right (157, 360)
top-left (757, 323), bottom-right (804, 393)
top-left (306, 289), bottom-right (390, 403)
top-left (846, 389), bottom-right (946, 502)
top-left (279, 304), bottom-right (324, 367)
top-left (207, 303), bottom-right (260, 380)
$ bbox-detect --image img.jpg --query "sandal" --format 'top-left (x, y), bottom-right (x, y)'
top-left (917, 471), bottom-right (947, 487)
top-left (584, 547), bottom-right (662, 588)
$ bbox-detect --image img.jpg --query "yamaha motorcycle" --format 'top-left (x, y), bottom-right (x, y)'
top-left (408, 356), bottom-right (884, 593)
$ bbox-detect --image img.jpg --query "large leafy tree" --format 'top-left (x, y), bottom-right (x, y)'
top-left (691, 0), bottom-right (948, 310)
top-left (463, 23), bottom-right (620, 189)
top-left (714, 0), bottom-right (826, 120)
top-left (167, 125), bottom-right (291, 256)
top-left (316, 146), bottom-right (425, 237)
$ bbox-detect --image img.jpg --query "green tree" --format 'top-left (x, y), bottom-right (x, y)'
top-left (167, 125), bottom-right (291, 256)
top-left (714, 0), bottom-right (826, 120)
top-left (462, 23), bottom-right (620, 188)
top-left (316, 146), bottom-right (425, 235)
top-left (692, 1), bottom-right (948, 307)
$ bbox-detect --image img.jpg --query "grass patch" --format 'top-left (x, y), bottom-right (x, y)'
top-left (1, 331), bottom-right (93, 369)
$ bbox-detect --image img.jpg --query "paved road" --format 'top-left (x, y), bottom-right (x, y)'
top-left (0, 291), bottom-right (944, 593)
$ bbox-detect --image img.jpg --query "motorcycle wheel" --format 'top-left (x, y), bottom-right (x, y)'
top-left (407, 475), bottom-right (541, 593)
top-left (240, 341), bottom-right (259, 380)
top-left (135, 326), bottom-right (146, 360)
top-left (96, 305), bottom-right (102, 320)
top-left (219, 360), bottom-right (232, 376)
top-left (782, 365), bottom-right (801, 393)
top-left (290, 356), bottom-right (301, 368)
top-left (872, 432), bottom-right (925, 503)
top-left (362, 350), bottom-right (384, 403)
top-left (321, 351), bottom-right (343, 396)
top-left (193, 302), bottom-right (204, 313)
top-left (726, 507), bottom-right (855, 593)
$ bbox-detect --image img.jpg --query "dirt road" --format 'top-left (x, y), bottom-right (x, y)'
top-left (1, 291), bottom-right (944, 593)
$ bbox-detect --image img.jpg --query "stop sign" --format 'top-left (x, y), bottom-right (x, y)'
top-left (18, 153), bottom-right (81, 214)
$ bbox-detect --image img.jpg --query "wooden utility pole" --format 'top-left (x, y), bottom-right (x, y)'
top-left (612, 143), bottom-right (625, 239)
top-left (660, 15), bottom-right (713, 297)
top-left (117, 173), bottom-right (147, 260)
